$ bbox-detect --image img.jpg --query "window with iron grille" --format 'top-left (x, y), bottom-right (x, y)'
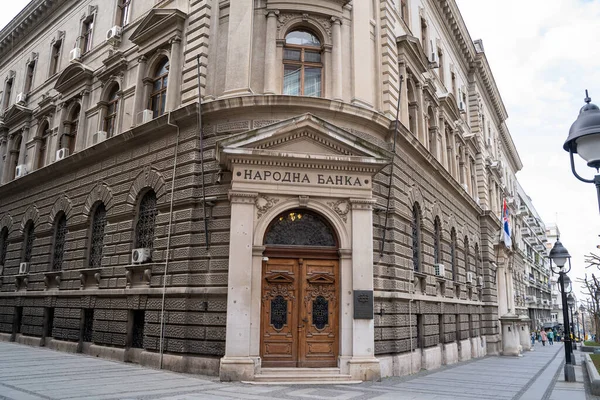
top-left (135, 191), bottom-right (157, 249)
top-left (131, 310), bottom-right (145, 349)
top-left (475, 243), bottom-right (481, 276)
top-left (82, 309), bottom-right (94, 342)
top-left (464, 236), bottom-right (470, 273)
top-left (433, 217), bottom-right (441, 265)
top-left (52, 213), bottom-right (67, 271)
top-left (0, 227), bottom-right (8, 267)
top-left (411, 203), bottom-right (421, 272)
top-left (22, 221), bottom-right (35, 263)
top-left (450, 228), bottom-right (457, 281)
top-left (89, 203), bottom-right (107, 268)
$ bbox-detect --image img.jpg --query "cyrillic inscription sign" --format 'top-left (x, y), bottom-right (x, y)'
top-left (236, 169), bottom-right (369, 187)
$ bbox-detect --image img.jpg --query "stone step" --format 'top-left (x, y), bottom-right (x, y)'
top-left (259, 367), bottom-right (342, 376)
top-left (248, 368), bottom-right (361, 385)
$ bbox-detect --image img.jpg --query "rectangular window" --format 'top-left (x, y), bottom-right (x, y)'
top-left (14, 306), bottom-right (23, 334)
top-left (455, 314), bottom-right (461, 342)
top-left (82, 309), bottom-right (94, 342)
top-left (82, 18), bottom-right (94, 53)
top-left (131, 310), bottom-right (145, 349)
top-left (400, 0), bottom-right (408, 22)
top-left (24, 62), bottom-right (35, 94)
top-left (416, 314), bottom-right (423, 349)
top-left (283, 65), bottom-right (301, 96)
top-left (50, 40), bottom-right (62, 76)
top-left (3, 79), bottom-right (13, 110)
top-left (118, 0), bottom-right (132, 26)
top-left (45, 307), bottom-right (54, 338)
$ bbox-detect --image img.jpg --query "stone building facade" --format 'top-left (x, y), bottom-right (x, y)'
top-left (0, 0), bottom-right (544, 381)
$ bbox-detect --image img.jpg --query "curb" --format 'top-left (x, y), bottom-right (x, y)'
top-left (584, 353), bottom-right (600, 395)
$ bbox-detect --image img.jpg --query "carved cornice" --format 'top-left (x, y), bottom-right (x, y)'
top-left (229, 191), bottom-right (258, 204)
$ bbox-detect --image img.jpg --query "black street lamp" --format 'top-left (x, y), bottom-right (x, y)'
top-left (549, 239), bottom-right (576, 382)
top-left (564, 91), bottom-right (600, 214)
top-left (575, 309), bottom-right (581, 343)
top-left (568, 293), bottom-right (577, 350)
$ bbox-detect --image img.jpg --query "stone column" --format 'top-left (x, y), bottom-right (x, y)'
top-left (331, 17), bottom-right (343, 101)
top-left (223, 0), bottom-right (254, 97)
top-left (166, 36), bottom-right (182, 112)
top-left (417, 83), bottom-right (426, 145)
top-left (0, 132), bottom-right (7, 184)
top-left (132, 56), bottom-right (147, 125)
top-left (348, 198), bottom-right (381, 381)
top-left (75, 90), bottom-right (89, 152)
top-left (497, 263), bottom-right (508, 317)
top-left (263, 10), bottom-right (278, 95)
top-left (399, 64), bottom-right (408, 126)
top-left (18, 128), bottom-right (28, 166)
top-left (220, 191), bottom-right (257, 382)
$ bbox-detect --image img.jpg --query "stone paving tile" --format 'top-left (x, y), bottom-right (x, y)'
top-left (0, 341), bottom-right (583, 400)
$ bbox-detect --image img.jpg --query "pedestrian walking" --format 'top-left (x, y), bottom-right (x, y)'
top-left (547, 329), bottom-right (554, 345)
top-left (540, 329), bottom-right (547, 346)
top-left (531, 331), bottom-right (536, 346)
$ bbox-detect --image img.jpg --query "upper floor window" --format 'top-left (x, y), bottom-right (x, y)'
top-left (135, 190), bottom-right (157, 250)
top-left (22, 221), bottom-right (35, 263)
top-left (400, 0), bottom-right (409, 22)
top-left (37, 122), bottom-right (50, 169)
top-left (117, 0), bottom-right (132, 27)
top-left (450, 228), bottom-right (457, 281)
top-left (24, 61), bottom-right (36, 94)
top-left (411, 203), bottom-right (421, 272)
top-left (283, 30), bottom-right (322, 97)
top-left (65, 104), bottom-right (80, 155)
top-left (464, 236), bottom-right (470, 273)
top-left (433, 216), bottom-right (441, 265)
top-left (50, 40), bottom-right (62, 76)
top-left (150, 58), bottom-right (168, 118)
top-left (81, 17), bottom-right (94, 54)
top-left (89, 203), bottom-right (107, 268)
top-left (104, 85), bottom-right (119, 137)
top-left (3, 78), bottom-right (13, 110)
top-left (0, 227), bottom-right (8, 267)
top-left (52, 213), bottom-right (67, 271)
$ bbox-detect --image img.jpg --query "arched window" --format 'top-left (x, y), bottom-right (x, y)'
top-left (65, 104), bottom-right (80, 155)
top-left (22, 221), bottom-right (35, 263)
top-left (135, 191), bottom-right (157, 250)
top-left (264, 209), bottom-right (336, 247)
top-left (450, 228), bottom-right (457, 281)
top-left (52, 213), bottom-right (67, 271)
top-left (411, 203), bottom-right (421, 272)
top-left (149, 59), bottom-right (169, 118)
top-left (89, 203), bottom-right (107, 268)
top-left (283, 30), bottom-right (322, 97)
top-left (0, 227), bottom-right (8, 267)
top-left (475, 243), bottom-right (481, 277)
top-left (37, 121), bottom-right (50, 169)
top-left (433, 216), bottom-right (441, 265)
top-left (104, 85), bottom-right (119, 137)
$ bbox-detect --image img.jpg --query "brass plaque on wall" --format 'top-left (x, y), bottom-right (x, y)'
top-left (353, 290), bottom-right (373, 319)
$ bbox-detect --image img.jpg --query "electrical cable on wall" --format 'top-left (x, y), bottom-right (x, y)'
top-left (380, 75), bottom-right (404, 256)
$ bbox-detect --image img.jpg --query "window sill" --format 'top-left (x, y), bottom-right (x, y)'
top-left (79, 267), bottom-right (101, 289)
top-left (124, 264), bottom-right (152, 288)
top-left (43, 271), bottom-right (61, 290)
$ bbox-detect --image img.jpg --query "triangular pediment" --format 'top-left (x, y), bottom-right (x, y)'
top-left (265, 273), bottom-right (295, 284)
top-left (130, 9), bottom-right (186, 47)
top-left (306, 273), bottom-right (335, 285)
top-left (217, 114), bottom-right (391, 171)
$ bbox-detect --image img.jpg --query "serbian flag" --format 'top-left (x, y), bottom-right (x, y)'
top-left (501, 199), bottom-right (512, 248)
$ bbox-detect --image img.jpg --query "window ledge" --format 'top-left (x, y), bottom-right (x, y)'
top-left (43, 271), bottom-right (61, 290)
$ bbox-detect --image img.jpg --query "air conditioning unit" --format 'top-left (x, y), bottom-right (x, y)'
top-left (137, 109), bottom-right (154, 125)
top-left (434, 263), bottom-right (445, 277)
top-left (93, 131), bottom-right (108, 145)
top-left (16, 92), bottom-right (26, 105)
top-left (132, 248), bottom-right (152, 264)
top-left (477, 276), bottom-right (484, 287)
top-left (55, 148), bottom-right (69, 161)
top-left (106, 26), bottom-right (122, 42)
top-left (466, 271), bottom-right (474, 284)
top-left (69, 47), bottom-right (81, 62)
top-left (19, 262), bottom-right (29, 274)
top-left (15, 164), bottom-right (27, 178)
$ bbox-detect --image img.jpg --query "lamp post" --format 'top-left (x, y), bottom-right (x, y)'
top-left (564, 91), bottom-right (600, 214)
top-left (580, 305), bottom-right (586, 342)
top-left (575, 310), bottom-right (580, 343)
top-left (548, 239), bottom-right (576, 382)
top-left (568, 294), bottom-right (577, 350)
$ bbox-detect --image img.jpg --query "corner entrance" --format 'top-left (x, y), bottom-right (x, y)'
top-left (260, 210), bottom-right (339, 368)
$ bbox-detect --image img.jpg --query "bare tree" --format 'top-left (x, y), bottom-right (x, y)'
top-left (580, 251), bottom-right (600, 342)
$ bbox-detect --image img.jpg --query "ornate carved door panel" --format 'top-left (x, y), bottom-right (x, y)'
top-left (261, 258), bottom-right (338, 368)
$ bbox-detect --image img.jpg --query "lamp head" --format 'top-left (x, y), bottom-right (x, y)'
top-left (548, 239), bottom-right (570, 268)
top-left (567, 293), bottom-right (575, 307)
top-left (564, 91), bottom-right (600, 169)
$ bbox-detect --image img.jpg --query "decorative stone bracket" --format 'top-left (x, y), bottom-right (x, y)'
top-left (79, 268), bottom-right (101, 289)
top-left (15, 274), bottom-right (28, 291)
top-left (43, 271), bottom-right (62, 290)
top-left (436, 276), bottom-right (446, 296)
top-left (125, 264), bottom-right (152, 288)
top-left (413, 271), bottom-right (427, 295)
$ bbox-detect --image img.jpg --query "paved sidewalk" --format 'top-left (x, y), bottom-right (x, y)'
top-left (0, 341), bottom-right (588, 400)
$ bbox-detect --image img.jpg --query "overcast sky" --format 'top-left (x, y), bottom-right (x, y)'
top-left (1, 1), bottom-right (599, 304)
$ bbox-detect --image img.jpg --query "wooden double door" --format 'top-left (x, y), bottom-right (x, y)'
top-left (260, 256), bottom-right (339, 368)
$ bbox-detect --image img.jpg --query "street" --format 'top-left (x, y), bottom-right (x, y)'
top-left (0, 341), bottom-right (591, 400)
